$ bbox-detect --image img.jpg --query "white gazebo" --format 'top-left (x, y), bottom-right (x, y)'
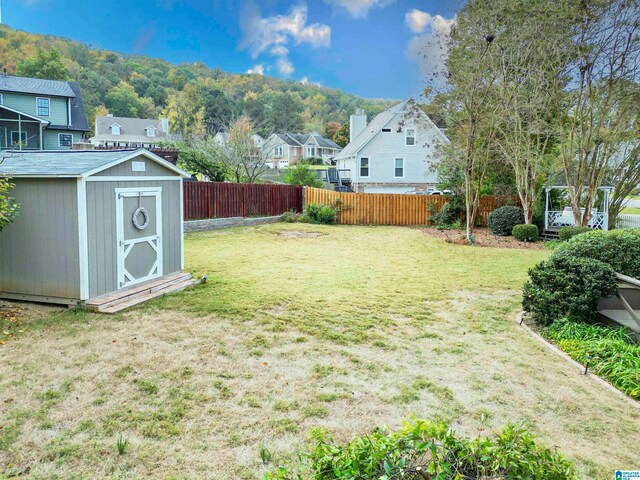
top-left (544, 185), bottom-right (613, 231)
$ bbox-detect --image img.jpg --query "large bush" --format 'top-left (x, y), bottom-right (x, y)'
top-left (266, 418), bottom-right (576, 479)
top-left (429, 200), bottom-right (462, 229)
top-left (488, 205), bottom-right (525, 236)
top-left (543, 320), bottom-right (640, 399)
top-left (558, 226), bottom-right (591, 242)
top-left (556, 229), bottom-right (640, 278)
top-left (512, 224), bottom-right (539, 242)
top-left (523, 253), bottom-right (618, 326)
top-left (283, 162), bottom-right (322, 187)
top-left (0, 176), bottom-right (19, 233)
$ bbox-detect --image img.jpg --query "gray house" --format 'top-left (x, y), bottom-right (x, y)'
top-left (0, 75), bottom-right (89, 150)
top-left (0, 149), bottom-right (190, 309)
top-left (90, 115), bottom-right (178, 149)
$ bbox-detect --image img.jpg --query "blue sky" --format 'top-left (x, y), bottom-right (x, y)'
top-left (5, 0), bottom-right (460, 99)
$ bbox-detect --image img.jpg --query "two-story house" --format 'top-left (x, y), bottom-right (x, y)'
top-left (262, 132), bottom-right (341, 169)
top-left (335, 99), bottom-right (449, 193)
top-left (90, 115), bottom-right (178, 148)
top-left (0, 75), bottom-right (89, 150)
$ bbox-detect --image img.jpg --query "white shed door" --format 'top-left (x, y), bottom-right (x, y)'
top-left (115, 187), bottom-right (163, 289)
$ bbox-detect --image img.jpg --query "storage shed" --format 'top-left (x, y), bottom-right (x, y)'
top-left (0, 148), bottom-right (191, 308)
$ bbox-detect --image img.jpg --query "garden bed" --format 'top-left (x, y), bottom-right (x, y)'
top-left (421, 227), bottom-right (544, 249)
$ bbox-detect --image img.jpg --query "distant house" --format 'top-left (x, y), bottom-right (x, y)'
top-left (90, 115), bottom-right (178, 149)
top-left (214, 130), bottom-right (265, 149)
top-left (262, 132), bottom-right (342, 169)
top-left (0, 74), bottom-right (89, 150)
top-left (335, 100), bottom-right (449, 194)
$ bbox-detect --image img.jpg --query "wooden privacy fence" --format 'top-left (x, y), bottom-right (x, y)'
top-left (183, 181), bottom-right (303, 220)
top-left (304, 187), bottom-right (517, 226)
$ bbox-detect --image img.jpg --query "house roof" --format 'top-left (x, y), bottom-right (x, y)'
top-left (67, 82), bottom-right (89, 132)
top-left (274, 132), bottom-right (341, 149)
top-left (0, 75), bottom-right (76, 98)
top-left (0, 148), bottom-right (190, 178)
top-left (92, 115), bottom-right (174, 142)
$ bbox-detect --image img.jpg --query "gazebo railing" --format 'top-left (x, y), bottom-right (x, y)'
top-left (546, 208), bottom-right (607, 230)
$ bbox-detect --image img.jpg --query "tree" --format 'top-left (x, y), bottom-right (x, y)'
top-left (443, 3), bottom-right (502, 242)
top-left (202, 87), bottom-right (237, 134)
top-left (16, 48), bottom-right (69, 80)
top-left (177, 146), bottom-right (228, 182)
top-left (333, 123), bottom-right (350, 147)
top-left (0, 153), bottom-right (19, 233)
top-left (105, 82), bottom-right (153, 118)
top-left (325, 121), bottom-right (341, 141)
top-left (607, 139), bottom-right (640, 225)
top-left (263, 92), bottom-right (304, 132)
top-left (554, 0), bottom-right (640, 226)
top-left (193, 117), bottom-right (268, 183)
top-left (162, 85), bottom-right (206, 137)
top-left (283, 162), bottom-right (322, 187)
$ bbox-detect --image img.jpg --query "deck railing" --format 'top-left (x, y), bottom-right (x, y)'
top-left (546, 209), bottom-right (607, 230)
top-left (616, 214), bottom-right (640, 229)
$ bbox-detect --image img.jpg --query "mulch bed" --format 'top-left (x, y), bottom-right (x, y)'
top-left (421, 227), bottom-right (544, 249)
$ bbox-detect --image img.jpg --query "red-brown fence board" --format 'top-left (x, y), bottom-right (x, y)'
top-left (183, 181), bottom-right (303, 220)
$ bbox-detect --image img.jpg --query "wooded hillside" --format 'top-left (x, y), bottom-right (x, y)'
top-left (0, 25), bottom-right (393, 136)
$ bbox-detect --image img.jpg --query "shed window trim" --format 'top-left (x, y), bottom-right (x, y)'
top-left (405, 128), bottom-right (416, 146)
top-left (58, 133), bottom-right (73, 147)
top-left (36, 97), bottom-right (50, 117)
top-left (394, 158), bottom-right (404, 178)
top-left (360, 157), bottom-right (370, 178)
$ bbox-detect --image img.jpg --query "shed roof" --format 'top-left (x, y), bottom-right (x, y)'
top-left (0, 148), bottom-right (190, 178)
top-left (0, 75), bottom-right (76, 98)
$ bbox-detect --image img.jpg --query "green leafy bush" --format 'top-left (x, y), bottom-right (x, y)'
top-left (543, 320), bottom-right (640, 399)
top-left (283, 162), bottom-right (323, 188)
top-left (558, 226), bottom-right (591, 242)
top-left (265, 418), bottom-right (576, 479)
top-left (303, 202), bottom-right (338, 225)
top-left (281, 210), bottom-right (302, 223)
top-left (512, 224), bottom-right (539, 242)
top-left (0, 176), bottom-right (19, 233)
top-left (488, 205), bottom-right (525, 236)
top-left (556, 229), bottom-right (640, 278)
top-left (522, 253), bottom-right (618, 326)
top-left (429, 200), bottom-right (462, 229)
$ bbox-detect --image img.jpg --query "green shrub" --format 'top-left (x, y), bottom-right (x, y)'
top-left (265, 418), bottom-right (576, 479)
top-left (522, 253), bottom-right (618, 326)
top-left (488, 205), bottom-right (525, 236)
top-left (556, 229), bottom-right (640, 278)
top-left (429, 200), bottom-right (462, 228)
top-left (303, 202), bottom-right (338, 224)
top-left (543, 320), bottom-right (640, 399)
top-left (512, 224), bottom-right (539, 242)
top-left (281, 210), bottom-right (302, 223)
top-left (558, 226), bottom-right (591, 242)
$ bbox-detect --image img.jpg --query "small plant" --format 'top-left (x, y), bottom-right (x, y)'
top-left (522, 253), bottom-right (618, 326)
top-left (428, 200), bottom-right (462, 228)
top-left (512, 224), bottom-right (539, 242)
top-left (558, 226), bottom-right (591, 242)
top-left (281, 210), bottom-right (302, 223)
top-left (116, 434), bottom-right (129, 455)
top-left (488, 205), bottom-right (525, 236)
top-left (259, 445), bottom-right (273, 465)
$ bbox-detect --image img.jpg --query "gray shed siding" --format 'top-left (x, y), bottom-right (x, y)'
top-left (86, 179), bottom-right (182, 298)
top-left (94, 156), bottom-right (181, 177)
top-left (0, 178), bottom-right (80, 300)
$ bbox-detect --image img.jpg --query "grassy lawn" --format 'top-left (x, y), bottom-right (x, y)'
top-left (1, 223), bottom-right (639, 479)
top-left (622, 206), bottom-right (640, 215)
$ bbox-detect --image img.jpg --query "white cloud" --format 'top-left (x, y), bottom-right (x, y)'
top-left (300, 76), bottom-right (321, 86)
top-left (247, 64), bottom-right (265, 75)
top-left (277, 57), bottom-right (295, 76)
top-left (324, 0), bottom-right (395, 18)
top-left (239, 2), bottom-right (330, 79)
top-left (405, 9), bottom-right (432, 34)
top-left (405, 10), bottom-right (455, 84)
top-left (240, 3), bottom-right (331, 58)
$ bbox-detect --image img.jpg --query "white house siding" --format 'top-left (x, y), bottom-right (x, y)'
top-left (337, 110), bottom-right (444, 193)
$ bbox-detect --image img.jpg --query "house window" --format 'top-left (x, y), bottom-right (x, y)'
top-left (394, 158), bottom-right (404, 178)
top-left (307, 145), bottom-right (316, 157)
top-left (405, 128), bottom-right (416, 146)
top-left (382, 128), bottom-right (391, 132)
top-left (59, 133), bottom-right (73, 147)
top-left (36, 97), bottom-right (50, 116)
top-left (146, 126), bottom-right (156, 137)
top-left (274, 146), bottom-right (283, 157)
top-left (111, 124), bottom-right (121, 135)
top-left (11, 131), bottom-right (27, 147)
top-left (360, 157), bottom-right (369, 177)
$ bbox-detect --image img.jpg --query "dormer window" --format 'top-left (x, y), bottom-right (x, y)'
top-left (146, 126), bottom-right (156, 137)
top-left (110, 123), bottom-right (121, 135)
top-left (36, 97), bottom-right (50, 117)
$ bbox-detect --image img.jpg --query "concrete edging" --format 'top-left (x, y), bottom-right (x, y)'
top-left (184, 215), bottom-right (284, 233)
top-left (515, 311), bottom-right (640, 409)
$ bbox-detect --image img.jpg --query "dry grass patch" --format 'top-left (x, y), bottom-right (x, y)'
top-left (1, 224), bottom-right (638, 479)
